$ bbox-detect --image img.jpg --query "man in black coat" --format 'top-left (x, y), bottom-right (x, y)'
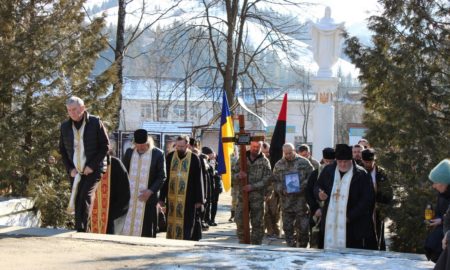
top-left (306, 147), bottom-right (335, 248)
top-left (314, 144), bottom-right (376, 249)
top-left (361, 148), bottom-right (393, 251)
top-left (122, 129), bottom-right (166, 237)
top-left (59, 96), bottom-right (109, 232)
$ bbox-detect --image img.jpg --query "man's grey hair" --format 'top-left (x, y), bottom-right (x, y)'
top-left (66, 96), bottom-right (84, 107)
top-left (283, 143), bottom-right (295, 151)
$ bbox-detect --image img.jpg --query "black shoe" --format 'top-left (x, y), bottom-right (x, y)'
top-left (201, 222), bottom-right (209, 230)
top-left (208, 221), bottom-right (217, 226)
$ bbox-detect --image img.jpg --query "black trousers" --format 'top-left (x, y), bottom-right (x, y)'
top-left (74, 173), bottom-right (100, 232)
top-left (204, 192), bottom-right (220, 222)
top-left (210, 192), bottom-right (220, 222)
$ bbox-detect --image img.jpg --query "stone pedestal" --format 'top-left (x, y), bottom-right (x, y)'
top-left (310, 7), bottom-right (345, 159)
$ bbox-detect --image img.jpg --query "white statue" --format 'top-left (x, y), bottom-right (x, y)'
top-left (310, 7), bottom-right (345, 77)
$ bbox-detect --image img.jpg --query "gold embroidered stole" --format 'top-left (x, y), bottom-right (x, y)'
top-left (166, 151), bottom-right (192, 240)
top-left (90, 163), bottom-right (111, 234)
top-left (122, 149), bottom-right (152, 236)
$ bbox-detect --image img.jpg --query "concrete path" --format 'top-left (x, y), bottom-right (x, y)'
top-left (0, 192), bottom-right (434, 270)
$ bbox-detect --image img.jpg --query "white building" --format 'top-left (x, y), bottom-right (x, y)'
top-left (119, 76), bottom-right (363, 155)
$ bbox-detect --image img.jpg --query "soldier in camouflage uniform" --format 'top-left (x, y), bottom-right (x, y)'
top-left (229, 151), bottom-right (239, 222)
top-left (232, 141), bottom-right (272, 245)
top-left (262, 142), bottom-right (281, 238)
top-left (273, 143), bottom-right (314, 247)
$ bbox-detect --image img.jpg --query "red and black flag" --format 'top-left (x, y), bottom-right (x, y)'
top-left (269, 93), bottom-right (287, 169)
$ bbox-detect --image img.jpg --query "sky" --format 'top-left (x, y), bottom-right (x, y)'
top-left (307, 0), bottom-right (382, 39)
top-left (85, 0), bottom-right (382, 39)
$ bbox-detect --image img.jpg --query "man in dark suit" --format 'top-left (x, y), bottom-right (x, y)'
top-left (121, 129), bottom-right (166, 237)
top-left (59, 96), bottom-right (109, 232)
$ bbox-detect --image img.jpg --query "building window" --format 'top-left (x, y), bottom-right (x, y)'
top-left (141, 104), bottom-right (152, 118)
top-left (173, 105), bottom-right (185, 118)
top-left (190, 107), bottom-right (202, 118)
top-left (157, 106), bottom-right (168, 119)
top-left (247, 113), bottom-right (257, 121)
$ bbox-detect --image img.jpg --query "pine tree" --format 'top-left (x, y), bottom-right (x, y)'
top-left (0, 0), bottom-right (116, 227)
top-left (345, 0), bottom-right (450, 252)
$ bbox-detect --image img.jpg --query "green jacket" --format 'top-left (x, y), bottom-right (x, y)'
top-left (232, 151), bottom-right (272, 200)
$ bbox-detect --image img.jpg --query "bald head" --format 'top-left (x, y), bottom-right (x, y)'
top-left (283, 143), bottom-right (296, 161)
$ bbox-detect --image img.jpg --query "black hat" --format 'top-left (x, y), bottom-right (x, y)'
top-left (335, 144), bottom-right (352, 160)
top-left (189, 138), bottom-right (196, 147)
top-left (202, 146), bottom-right (213, 155)
top-left (362, 148), bottom-right (376, 161)
top-left (322, 147), bottom-right (335, 160)
top-left (134, 129), bottom-right (148, 144)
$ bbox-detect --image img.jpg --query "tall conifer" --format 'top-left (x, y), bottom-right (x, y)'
top-left (0, 0), bottom-right (116, 227)
top-left (345, 0), bottom-right (450, 252)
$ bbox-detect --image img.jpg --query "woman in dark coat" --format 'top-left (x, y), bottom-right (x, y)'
top-left (427, 159), bottom-right (450, 270)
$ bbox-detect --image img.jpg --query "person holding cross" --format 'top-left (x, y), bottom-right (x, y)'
top-left (314, 143), bottom-right (376, 249)
top-left (232, 140), bottom-right (272, 245)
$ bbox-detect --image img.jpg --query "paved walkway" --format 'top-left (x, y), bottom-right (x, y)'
top-left (157, 191), bottom-right (285, 246)
top-left (0, 191), bottom-right (433, 269)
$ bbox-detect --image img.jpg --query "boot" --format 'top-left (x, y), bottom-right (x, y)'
top-left (228, 210), bottom-right (235, 222)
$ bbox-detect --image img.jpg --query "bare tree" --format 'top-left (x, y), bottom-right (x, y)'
top-left (161, 0), bottom-right (310, 125)
top-left (84, 0), bottom-right (183, 127)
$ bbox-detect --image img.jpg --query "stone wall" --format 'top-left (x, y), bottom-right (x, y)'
top-left (0, 197), bottom-right (40, 227)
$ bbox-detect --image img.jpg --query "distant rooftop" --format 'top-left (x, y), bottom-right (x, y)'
top-left (141, 121), bottom-right (193, 133)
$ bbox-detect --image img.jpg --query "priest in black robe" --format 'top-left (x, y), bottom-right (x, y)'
top-left (159, 135), bottom-right (204, 241)
top-left (122, 129), bottom-right (167, 237)
top-left (314, 144), bottom-right (377, 249)
top-left (90, 155), bottom-right (130, 234)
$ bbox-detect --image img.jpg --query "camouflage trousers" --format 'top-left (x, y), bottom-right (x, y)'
top-left (282, 210), bottom-right (310, 248)
top-left (231, 186), bottom-right (239, 212)
top-left (235, 196), bottom-right (264, 245)
top-left (264, 190), bottom-right (281, 236)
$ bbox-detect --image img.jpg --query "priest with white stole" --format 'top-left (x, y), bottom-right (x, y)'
top-left (122, 129), bottom-right (167, 237)
top-left (314, 144), bottom-right (377, 249)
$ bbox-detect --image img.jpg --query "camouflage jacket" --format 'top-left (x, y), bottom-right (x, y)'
top-left (373, 165), bottom-right (393, 219)
top-left (273, 155), bottom-right (314, 211)
top-left (232, 151), bottom-right (272, 200)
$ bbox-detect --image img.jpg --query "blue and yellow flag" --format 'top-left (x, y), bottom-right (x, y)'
top-left (217, 91), bottom-right (234, 192)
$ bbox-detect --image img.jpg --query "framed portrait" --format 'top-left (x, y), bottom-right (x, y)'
top-left (284, 172), bottom-right (301, 194)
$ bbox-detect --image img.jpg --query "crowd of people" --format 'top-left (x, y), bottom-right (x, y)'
top-left (58, 96), bottom-right (450, 267)
top-left (59, 96), bottom-right (223, 240)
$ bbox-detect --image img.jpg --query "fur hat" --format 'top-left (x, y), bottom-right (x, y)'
top-left (322, 147), bottom-right (335, 160)
top-left (361, 148), bottom-right (376, 161)
top-left (134, 129), bottom-right (148, 144)
top-left (202, 147), bottom-right (213, 155)
top-left (335, 144), bottom-right (352, 160)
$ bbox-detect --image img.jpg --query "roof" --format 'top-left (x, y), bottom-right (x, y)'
top-left (122, 77), bottom-right (214, 102)
top-left (122, 77), bottom-right (317, 103)
top-left (141, 121), bottom-right (193, 133)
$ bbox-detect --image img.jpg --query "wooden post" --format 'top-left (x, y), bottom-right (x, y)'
top-left (238, 115), bottom-right (250, 244)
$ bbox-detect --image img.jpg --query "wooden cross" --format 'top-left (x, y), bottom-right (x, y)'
top-left (223, 114), bottom-right (264, 244)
